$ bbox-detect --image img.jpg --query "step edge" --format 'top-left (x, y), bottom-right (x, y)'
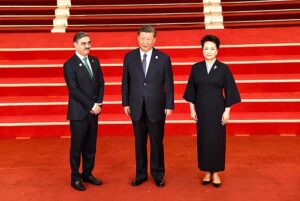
top-left (1, 119), bottom-right (300, 126)
top-left (1, 59), bottom-right (300, 68)
top-left (1, 98), bottom-right (300, 106)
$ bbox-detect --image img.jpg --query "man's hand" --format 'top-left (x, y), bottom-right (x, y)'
top-left (91, 103), bottom-right (102, 115)
top-left (165, 109), bottom-right (173, 117)
top-left (124, 106), bottom-right (130, 116)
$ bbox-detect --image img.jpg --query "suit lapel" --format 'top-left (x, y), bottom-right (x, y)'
top-left (145, 48), bottom-right (158, 79)
top-left (134, 49), bottom-right (145, 78)
top-left (211, 59), bottom-right (219, 74)
top-left (88, 56), bottom-right (97, 80)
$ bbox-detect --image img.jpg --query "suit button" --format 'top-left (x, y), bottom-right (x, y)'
top-left (144, 83), bottom-right (146, 86)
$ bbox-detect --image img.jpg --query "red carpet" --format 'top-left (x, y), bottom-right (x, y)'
top-left (0, 136), bottom-right (299, 201)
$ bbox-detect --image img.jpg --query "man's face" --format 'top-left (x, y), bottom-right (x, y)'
top-left (138, 32), bottom-right (156, 53)
top-left (74, 36), bottom-right (91, 56)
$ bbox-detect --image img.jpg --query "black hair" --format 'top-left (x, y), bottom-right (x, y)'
top-left (138, 25), bottom-right (156, 37)
top-left (201, 35), bottom-right (220, 49)
top-left (73, 31), bottom-right (90, 43)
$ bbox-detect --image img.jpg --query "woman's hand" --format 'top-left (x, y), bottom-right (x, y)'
top-left (221, 107), bottom-right (230, 125)
top-left (190, 103), bottom-right (198, 122)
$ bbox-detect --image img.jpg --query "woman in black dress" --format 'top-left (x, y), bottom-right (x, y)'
top-left (183, 35), bottom-right (241, 187)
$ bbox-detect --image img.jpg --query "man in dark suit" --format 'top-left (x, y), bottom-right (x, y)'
top-left (122, 25), bottom-right (174, 187)
top-left (63, 32), bottom-right (105, 191)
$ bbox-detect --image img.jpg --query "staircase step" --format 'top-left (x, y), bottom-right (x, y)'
top-left (0, 112), bottom-right (299, 138)
top-left (0, 27), bottom-right (299, 48)
top-left (222, 1), bottom-right (300, 11)
top-left (224, 19), bottom-right (300, 28)
top-left (0, 74), bottom-right (299, 96)
top-left (2, 92), bottom-right (300, 104)
top-left (70, 4), bottom-right (203, 15)
top-left (1, 101), bottom-right (300, 116)
top-left (0, 7), bottom-right (55, 15)
top-left (0, 26), bottom-right (52, 33)
top-left (1, 45), bottom-right (300, 61)
top-left (1, 61), bottom-right (300, 78)
top-left (68, 13), bottom-right (203, 25)
top-left (66, 23), bottom-right (205, 32)
top-left (70, 0), bottom-right (201, 5)
top-left (0, 0), bottom-right (56, 6)
top-left (223, 10), bottom-right (300, 21)
top-left (0, 82), bottom-right (299, 96)
top-left (0, 16), bottom-right (53, 25)
top-left (1, 74), bottom-right (299, 84)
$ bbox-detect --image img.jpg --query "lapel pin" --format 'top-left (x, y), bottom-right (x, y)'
top-left (214, 65), bottom-right (217, 70)
top-left (79, 63), bottom-right (82, 67)
top-left (92, 60), bottom-right (94, 63)
top-left (155, 56), bottom-right (158, 59)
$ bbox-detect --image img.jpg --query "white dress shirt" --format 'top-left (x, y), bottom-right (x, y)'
top-left (76, 51), bottom-right (93, 73)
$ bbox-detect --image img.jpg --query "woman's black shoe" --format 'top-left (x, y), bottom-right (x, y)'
top-left (212, 182), bottom-right (221, 188)
top-left (201, 180), bottom-right (211, 185)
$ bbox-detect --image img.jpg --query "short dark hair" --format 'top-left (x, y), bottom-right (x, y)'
top-left (138, 25), bottom-right (156, 37)
top-left (201, 35), bottom-right (220, 49)
top-left (73, 31), bottom-right (90, 43)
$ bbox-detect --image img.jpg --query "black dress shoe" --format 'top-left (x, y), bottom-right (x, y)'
top-left (212, 182), bottom-right (221, 188)
top-left (82, 175), bottom-right (103, 185)
top-left (212, 173), bottom-right (221, 188)
top-left (131, 178), bottom-right (147, 186)
top-left (71, 179), bottom-right (86, 191)
top-left (154, 179), bottom-right (165, 187)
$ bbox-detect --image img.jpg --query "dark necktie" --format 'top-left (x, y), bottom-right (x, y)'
top-left (83, 57), bottom-right (93, 78)
top-left (142, 54), bottom-right (147, 76)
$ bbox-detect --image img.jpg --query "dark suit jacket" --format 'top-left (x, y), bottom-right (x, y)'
top-left (64, 54), bottom-right (104, 120)
top-left (122, 48), bottom-right (174, 122)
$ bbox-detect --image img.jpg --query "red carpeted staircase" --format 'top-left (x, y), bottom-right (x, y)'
top-left (66, 1), bottom-right (204, 32)
top-left (221, 0), bottom-right (300, 28)
top-left (1, 0), bottom-right (300, 32)
top-left (0, 0), bottom-right (56, 32)
top-left (0, 27), bottom-right (299, 138)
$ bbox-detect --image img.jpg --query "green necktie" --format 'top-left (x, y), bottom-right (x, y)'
top-left (82, 57), bottom-right (93, 78)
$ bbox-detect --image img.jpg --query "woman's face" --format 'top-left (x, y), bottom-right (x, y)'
top-left (202, 41), bottom-right (218, 61)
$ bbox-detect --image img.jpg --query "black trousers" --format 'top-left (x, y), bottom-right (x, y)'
top-left (70, 114), bottom-right (98, 180)
top-left (132, 103), bottom-right (165, 181)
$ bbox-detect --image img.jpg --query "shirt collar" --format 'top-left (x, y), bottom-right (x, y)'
top-left (139, 48), bottom-right (153, 59)
top-left (205, 59), bottom-right (216, 67)
top-left (75, 51), bottom-right (88, 61)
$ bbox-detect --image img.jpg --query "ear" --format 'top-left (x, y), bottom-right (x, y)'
top-left (73, 42), bottom-right (77, 49)
top-left (153, 37), bottom-right (156, 44)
